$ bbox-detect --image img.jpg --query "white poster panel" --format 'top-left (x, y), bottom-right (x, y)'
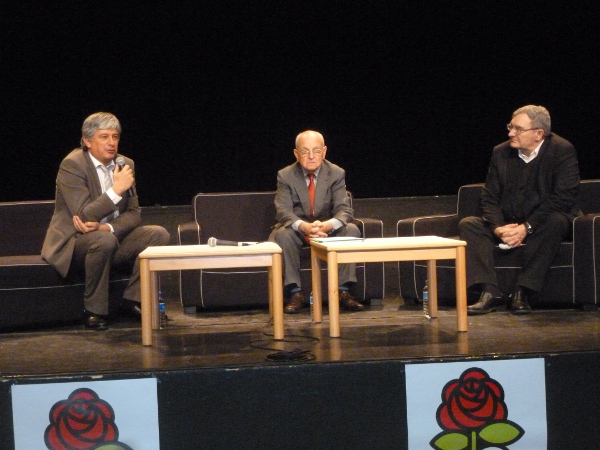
top-left (12, 378), bottom-right (159, 450)
top-left (406, 358), bottom-right (546, 450)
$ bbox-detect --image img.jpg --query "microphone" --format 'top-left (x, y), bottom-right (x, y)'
top-left (115, 156), bottom-right (136, 197)
top-left (207, 237), bottom-right (251, 247)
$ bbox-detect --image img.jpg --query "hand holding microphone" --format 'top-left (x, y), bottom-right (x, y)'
top-left (114, 156), bottom-right (136, 197)
top-left (207, 237), bottom-right (252, 247)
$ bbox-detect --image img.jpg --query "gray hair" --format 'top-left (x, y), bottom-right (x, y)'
top-left (512, 105), bottom-right (551, 135)
top-left (80, 112), bottom-right (122, 149)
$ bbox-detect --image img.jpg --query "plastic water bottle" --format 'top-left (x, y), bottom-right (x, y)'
top-left (422, 280), bottom-right (429, 318)
top-left (158, 290), bottom-right (167, 329)
top-left (309, 292), bottom-right (314, 320)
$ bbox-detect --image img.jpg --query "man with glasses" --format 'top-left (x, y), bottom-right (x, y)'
top-left (269, 130), bottom-right (365, 314)
top-left (459, 105), bottom-right (580, 315)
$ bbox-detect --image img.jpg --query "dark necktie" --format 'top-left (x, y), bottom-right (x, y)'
top-left (308, 173), bottom-right (315, 218)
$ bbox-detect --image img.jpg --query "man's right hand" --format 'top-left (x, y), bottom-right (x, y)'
top-left (299, 220), bottom-right (328, 238)
top-left (112, 164), bottom-right (134, 197)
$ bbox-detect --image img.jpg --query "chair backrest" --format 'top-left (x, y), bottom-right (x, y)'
top-left (192, 192), bottom-right (276, 244)
top-left (0, 200), bottom-right (55, 256)
top-left (456, 180), bottom-right (600, 219)
top-left (456, 184), bottom-right (483, 218)
top-left (579, 179), bottom-right (600, 214)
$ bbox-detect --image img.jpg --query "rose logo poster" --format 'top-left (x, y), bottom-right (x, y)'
top-left (406, 359), bottom-right (547, 449)
top-left (12, 378), bottom-right (160, 449)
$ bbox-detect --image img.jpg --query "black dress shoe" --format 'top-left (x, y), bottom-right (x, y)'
top-left (285, 291), bottom-right (306, 314)
top-left (339, 291), bottom-right (365, 311)
top-left (121, 299), bottom-right (142, 319)
top-left (467, 292), bottom-right (505, 316)
top-left (510, 290), bottom-right (532, 315)
top-left (83, 312), bottom-right (108, 331)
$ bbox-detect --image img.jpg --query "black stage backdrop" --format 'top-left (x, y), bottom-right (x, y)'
top-left (3, 2), bottom-right (600, 206)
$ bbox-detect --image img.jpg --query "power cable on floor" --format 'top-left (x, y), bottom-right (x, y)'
top-left (249, 316), bottom-right (319, 362)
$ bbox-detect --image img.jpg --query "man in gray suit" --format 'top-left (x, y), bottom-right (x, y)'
top-left (42, 112), bottom-right (170, 330)
top-left (269, 130), bottom-right (365, 314)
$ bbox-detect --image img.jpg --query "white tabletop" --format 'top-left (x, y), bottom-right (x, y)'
top-left (309, 236), bottom-right (466, 251)
top-left (139, 242), bottom-right (281, 258)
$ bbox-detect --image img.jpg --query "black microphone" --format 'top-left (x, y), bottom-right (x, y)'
top-left (115, 156), bottom-right (136, 197)
top-left (207, 237), bottom-right (251, 247)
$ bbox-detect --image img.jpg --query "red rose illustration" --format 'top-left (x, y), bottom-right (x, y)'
top-left (436, 368), bottom-right (506, 431)
top-left (44, 388), bottom-right (119, 450)
top-left (431, 367), bottom-right (525, 449)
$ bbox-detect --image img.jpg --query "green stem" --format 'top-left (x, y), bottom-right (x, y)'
top-left (471, 430), bottom-right (476, 450)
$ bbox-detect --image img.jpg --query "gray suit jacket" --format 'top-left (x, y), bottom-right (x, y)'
top-left (41, 148), bottom-right (141, 277)
top-left (273, 159), bottom-right (354, 228)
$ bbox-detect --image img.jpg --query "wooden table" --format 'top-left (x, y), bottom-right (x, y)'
top-left (138, 242), bottom-right (284, 346)
top-left (310, 236), bottom-right (467, 337)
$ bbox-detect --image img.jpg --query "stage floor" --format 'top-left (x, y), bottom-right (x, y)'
top-left (2, 294), bottom-right (600, 379)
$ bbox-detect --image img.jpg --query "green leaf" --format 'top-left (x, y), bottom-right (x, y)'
top-left (479, 422), bottom-right (523, 444)
top-left (431, 431), bottom-right (469, 450)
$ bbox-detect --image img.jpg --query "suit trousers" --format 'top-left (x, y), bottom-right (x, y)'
top-left (71, 225), bottom-right (170, 315)
top-left (458, 212), bottom-right (570, 293)
top-left (269, 223), bottom-right (360, 291)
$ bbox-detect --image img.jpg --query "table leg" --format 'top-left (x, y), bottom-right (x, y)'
top-left (311, 246), bottom-right (323, 323)
top-left (140, 258), bottom-right (153, 346)
top-left (455, 245), bottom-right (468, 332)
top-left (427, 259), bottom-right (438, 318)
top-left (270, 253), bottom-right (284, 340)
top-left (327, 250), bottom-right (340, 338)
top-left (151, 271), bottom-right (159, 330)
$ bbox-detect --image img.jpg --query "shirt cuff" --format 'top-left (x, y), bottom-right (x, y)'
top-left (106, 187), bottom-right (122, 204)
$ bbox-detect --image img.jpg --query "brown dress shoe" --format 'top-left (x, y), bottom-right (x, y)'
top-left (285, 291), bottom-right (306, 314)
top-left (83, 312), bottom-right (108, 331)
top-left (339, 291), bottom-right (365, 311)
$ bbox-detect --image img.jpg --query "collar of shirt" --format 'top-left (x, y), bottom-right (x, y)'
top-left (302, 166), bottom-right (321, 185)
top-left (519, 140), bottom-right (544, 163)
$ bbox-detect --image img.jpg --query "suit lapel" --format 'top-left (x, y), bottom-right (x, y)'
top-left (82, 151), bottom-right (103, 199)
top-left (313, 161), bottom-right (329, 217)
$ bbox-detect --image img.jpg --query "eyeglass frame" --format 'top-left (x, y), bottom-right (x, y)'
top-left (506, 123), bottom-right (541, 134)
top-left (297, 148), bottom-right (324, 156)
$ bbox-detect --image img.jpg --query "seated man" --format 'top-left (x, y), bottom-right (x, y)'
top-left (269, 130), bottom-right (364, 314)
top-left (459, 105), bottom-right (580, 316)
top-left (42, 112), bottom-right (170, 330)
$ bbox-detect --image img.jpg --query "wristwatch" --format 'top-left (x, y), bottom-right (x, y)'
top-left (524, 221), bottom-right (533, 235)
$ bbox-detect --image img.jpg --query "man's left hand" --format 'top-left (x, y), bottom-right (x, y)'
top-left (73, 216), bottom-right (110, 233)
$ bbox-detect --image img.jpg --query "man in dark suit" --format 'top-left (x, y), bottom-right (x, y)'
top-left (269, 130), bottom-right (365, 314)
top-left (459, 105), bottom-right (580, 315)
top-left (42, 112), bottom-right (170, 330)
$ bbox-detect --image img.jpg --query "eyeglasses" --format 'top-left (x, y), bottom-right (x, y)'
top-left (297, 148), bottom-right (323, 156)
top-left (507, 123), bottom-right (540, 134)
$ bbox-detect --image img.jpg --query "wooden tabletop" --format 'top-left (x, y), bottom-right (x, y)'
top-left (139, 242), bottom-right (281, 258)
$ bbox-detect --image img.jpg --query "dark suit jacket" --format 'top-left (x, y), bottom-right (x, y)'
top-left (42, 148), bottom-right (141, 277)
top-left (481, 133), bottom-right (580, 230)
top-left (273, 159), bottom-right (354, 228)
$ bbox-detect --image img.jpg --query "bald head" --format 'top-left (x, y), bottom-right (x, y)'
top-left (294, 130), bottom-right (328, 173)
top-left (295, 130), bottom-right (325, 148)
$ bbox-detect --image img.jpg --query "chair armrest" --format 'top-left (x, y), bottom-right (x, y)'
top-left (177, 222), bottom-right (201, 245)
top-left (397, 214), bottom-right (459, 237)
top-left (352, 217), bottom-right (383, 238)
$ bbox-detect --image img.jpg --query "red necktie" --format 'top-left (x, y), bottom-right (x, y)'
top-left (304, 173), bottom-right (316, 244)
top-left (308, 173), bottom-right (315, 218)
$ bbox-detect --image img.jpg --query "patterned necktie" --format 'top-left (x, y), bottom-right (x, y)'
top-left (100, 165), bottom-right (114, 222)
top-left (308, 173), bottom-right (315, 218)
top-left (100, 165), bottom-right (113, 192)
